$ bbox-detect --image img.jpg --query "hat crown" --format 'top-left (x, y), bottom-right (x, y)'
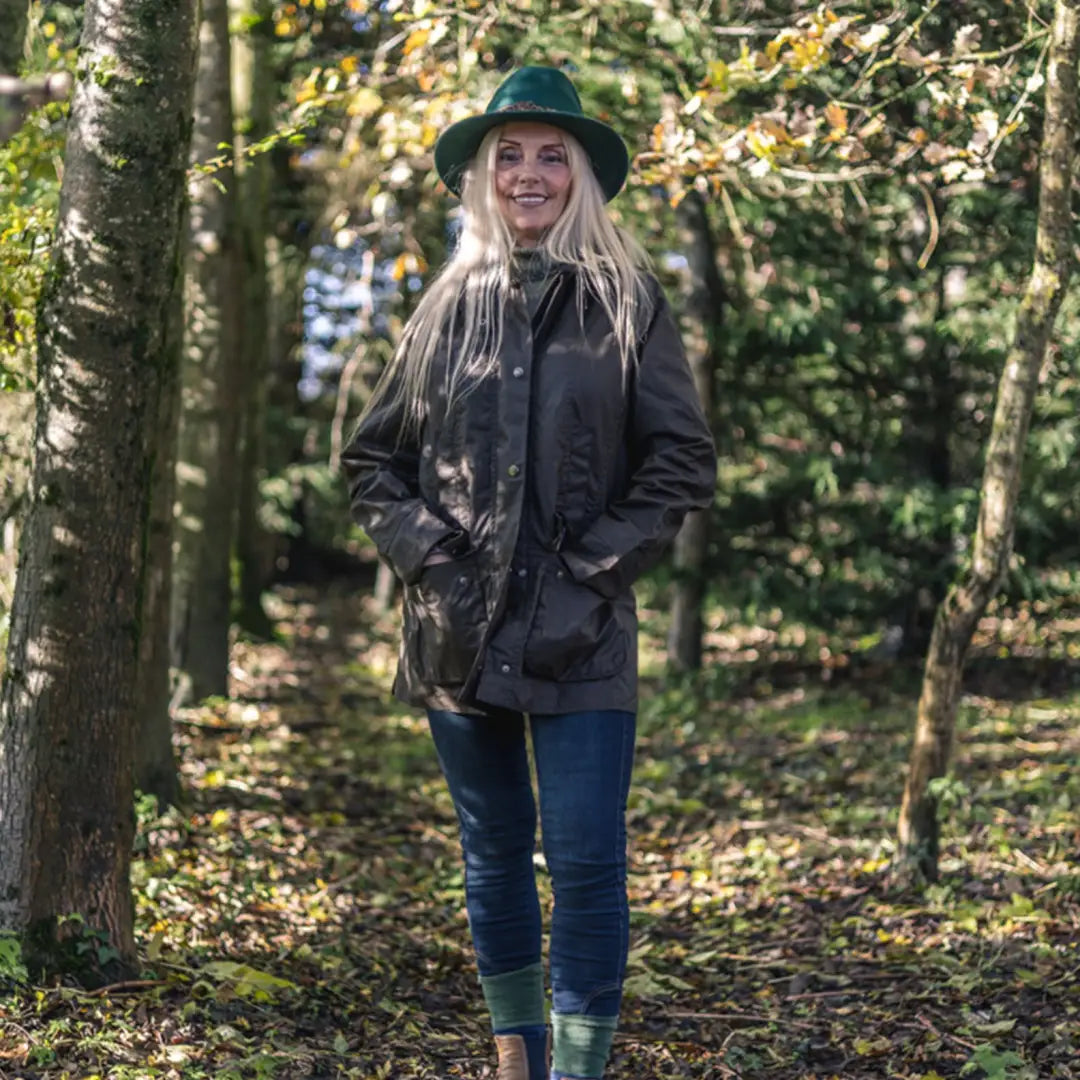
top-left (434, 65), bottom-right (628, 201)
top-left (486, 66), bottom-right (584, 118)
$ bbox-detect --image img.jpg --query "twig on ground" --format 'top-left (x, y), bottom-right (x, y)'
top-left (80, 980), bottom-right (167, 997)
top-left (915, 1013), bottom-right (977, 1050)
top-left (663, 1009), bottom-right (819, 1029)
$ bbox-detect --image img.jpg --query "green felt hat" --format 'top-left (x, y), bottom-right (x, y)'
top-left (434, 66), bottom-right (629, 203)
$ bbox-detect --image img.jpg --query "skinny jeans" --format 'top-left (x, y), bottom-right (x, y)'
top-left (427, 707), bottom-right (636, 1019)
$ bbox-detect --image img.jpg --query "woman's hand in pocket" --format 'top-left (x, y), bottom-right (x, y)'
top-left (422, 549), bottom-right (455, 568)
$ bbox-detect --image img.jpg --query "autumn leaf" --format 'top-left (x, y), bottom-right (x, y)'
top-left (402, 27), bottom-right (430, 56)
top-left (824, 102), bottom-right (848, 139)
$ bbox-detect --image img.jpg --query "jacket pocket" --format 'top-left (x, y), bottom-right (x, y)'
top-left (522, 562), bottom-right (627, 682)
top-left (409, 552), bottom-right (486, 686)
top-left (552, 423), bottom-right (599, 548)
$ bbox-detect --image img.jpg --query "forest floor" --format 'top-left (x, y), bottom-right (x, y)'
top-left (1, 581), bottom-right (1079, 1080)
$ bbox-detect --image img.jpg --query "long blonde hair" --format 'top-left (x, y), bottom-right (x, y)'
top-left (360, 123), bottom-right (653, 435)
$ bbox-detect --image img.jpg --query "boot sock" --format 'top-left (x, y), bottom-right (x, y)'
top-left (549, 1012), bottom-right (617, 1079)
top-left (480, 963), bottom-right (547, 1080)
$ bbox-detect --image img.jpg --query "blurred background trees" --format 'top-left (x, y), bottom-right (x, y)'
top-left (1, 0), bottom-right (1078, 966)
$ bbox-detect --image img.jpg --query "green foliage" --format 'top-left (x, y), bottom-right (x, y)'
top-left (54, 912), bottom-right (122, 970)
top-left (961, 1044), bottom-right (1035, 1080)
top-left (248, 0), bottom-right (1078, 640)
top-left (0, 99), bottom-right (64, 389)
top-left (0, 932), bottom-right (29, 983)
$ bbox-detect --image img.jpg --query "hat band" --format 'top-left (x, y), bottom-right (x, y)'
top-left (497, 101), bottom-right (549, 113)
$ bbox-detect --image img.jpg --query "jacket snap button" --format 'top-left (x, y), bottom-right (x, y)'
top-left (507, 464), bottom-right (520, 477)
top-left (500, 663), bottom-right (511, 673)
top-left (512, 366), bottom-right (525, 378)
top-left (555, 569), bottom-right (565, 579)
top-left (458, 574), bottom-right (468, 585)
top-left (422, 443), bottom-right (433, 457)
top-left (517, 568), bottom-right (527, 578)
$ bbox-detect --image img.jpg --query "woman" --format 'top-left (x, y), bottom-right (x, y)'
top-left (342, 66), bottom-right (716, 1080)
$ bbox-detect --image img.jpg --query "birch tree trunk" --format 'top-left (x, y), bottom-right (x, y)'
top-left (897, 0), bottom-right (1080, 882)
top-left (232, 0), bottom-right (275, 637)
top-left (170, 0), bottom-right (244, 702)
top-left (0, 0), bottom-right (197, 976)
top-left (668, 190), bottom-right (721, 671)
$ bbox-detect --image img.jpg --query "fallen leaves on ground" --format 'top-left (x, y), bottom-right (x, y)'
top-left (1, 583), bottom-right (1078, 1079)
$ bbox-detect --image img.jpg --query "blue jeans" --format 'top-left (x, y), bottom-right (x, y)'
top-left (427, 707), bottom-right (636, 1019)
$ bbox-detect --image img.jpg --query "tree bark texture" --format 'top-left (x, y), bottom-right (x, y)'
top-left (134, 274), bottom-right (184, 809)
top-left (232, 0), bottom-right (275, 636)
top-left (667, 190), bottom-right (722, 671)
top-left (897, 0), bottom-right (1080, 881)
top-left (170, 0), bottom-right (244, 701)
top-left (0, 0), bottom-right (198, 973)
top-left (374, 558), bottom-right (396, 613)
top-left (0, 0), bottom-right (27, 73)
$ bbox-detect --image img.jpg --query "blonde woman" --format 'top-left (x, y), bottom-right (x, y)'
top-left (342, 66), bottom-right (716, 1080)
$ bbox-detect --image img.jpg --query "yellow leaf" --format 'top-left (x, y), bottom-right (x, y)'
top-left (403, 27), bottom-right (431, 55)
top-left (854, 1036), bottom-right (891, 1056)
top-left (825, 102), bottom-right (847, 134)
top-left (210, 808), bottom-right (230, 831)
top-left (859, 115), bottom-right (885, 139)
top-left (348, 87), bottom-right (382, 118)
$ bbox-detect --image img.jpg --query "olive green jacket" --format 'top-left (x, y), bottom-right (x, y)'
top-left (342, 270), bottom-right (717, 714)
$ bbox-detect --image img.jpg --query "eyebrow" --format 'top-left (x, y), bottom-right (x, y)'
top-left (497, 138), bottom-right (566, 150)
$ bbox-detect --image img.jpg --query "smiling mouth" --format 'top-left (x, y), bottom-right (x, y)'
top-left (512, 194), bottom-right (548, 206)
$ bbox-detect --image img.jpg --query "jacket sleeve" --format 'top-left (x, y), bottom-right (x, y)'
top-left (558, 289), bottom-right (717, 599)
top-left (340, 380), bottom-right (465, 587)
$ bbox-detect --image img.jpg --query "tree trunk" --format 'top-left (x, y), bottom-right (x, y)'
top-left (0, 0), bottom-right (27, 73)
top-left (170, 0), bottom-right (244, 702)
top-left (667, 190), bottom-right (722, 671)
top-left (232, 0), bottom-right (275, 638)
top-left (897, 0), bottom-right (1080, 882)
top-left (0, 0), bottom-right (198, 978)
top-left (134, 271), bottom-right (184, 809)
top-left (374, 559), bottom-right (396, 612)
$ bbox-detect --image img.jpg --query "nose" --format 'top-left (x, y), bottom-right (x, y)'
top-left (514, 156), bottom-right (540, 183)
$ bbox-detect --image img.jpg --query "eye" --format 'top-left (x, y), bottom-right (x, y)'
top-left (497, 146), bottom-right (522, 164)
top-left (540, 148), bottom-right (566, 164)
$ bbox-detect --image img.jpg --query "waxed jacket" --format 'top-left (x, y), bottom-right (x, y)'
top-left (341, 269), bottom-right (717, 714)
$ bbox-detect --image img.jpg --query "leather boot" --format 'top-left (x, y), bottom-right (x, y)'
top-left (494, 1034), bottom-right (529, 1080)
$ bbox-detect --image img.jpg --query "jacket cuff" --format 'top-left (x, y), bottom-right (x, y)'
top-left (387, 510), bottom-right (461, 586)
top-left (558, 547), bottom-right (623, 600)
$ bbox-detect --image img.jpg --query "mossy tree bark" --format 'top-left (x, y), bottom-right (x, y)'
top-left (232, 0), bottom-right (276, 637)
top-left (0, 0), bottom-right (198, 976)
top-left (668, 190), bottom-right (722, 671)
top-left (134, 275), bottom-right (184, 809)
top-left (170, 0), bottom-right (244, 702)
top-left (897, 0), bottom-right (1080, 882)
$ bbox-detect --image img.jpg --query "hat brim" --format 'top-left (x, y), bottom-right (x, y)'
top-left (434, 111), bottom-right (629, 203)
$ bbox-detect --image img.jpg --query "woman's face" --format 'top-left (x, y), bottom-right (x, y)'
top-left (492, 121), bottom-right (572, 247)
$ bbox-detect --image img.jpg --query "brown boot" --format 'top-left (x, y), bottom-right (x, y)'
top-left (494, 1034), bottom-right (529, 1080)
